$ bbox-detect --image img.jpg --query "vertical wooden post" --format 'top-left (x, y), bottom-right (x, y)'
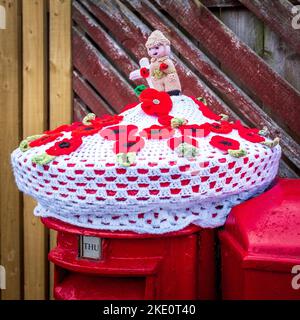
top-left (22, 0), bottom-right (48, 300)
top-left (48, 0), bottom-right (72, 299)
top-left (0, 0), bottom-right (22, 300)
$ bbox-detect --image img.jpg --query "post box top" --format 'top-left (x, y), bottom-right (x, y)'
top-left (11, 91), bottom-right (281, 234)
top-left (224, 178), bottom-right (300, 259)
top-left (41, 217), bottom-right (202, 238)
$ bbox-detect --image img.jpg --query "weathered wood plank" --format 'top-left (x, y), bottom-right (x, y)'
top-left (123, 0), bottom-right (300, 173)
top-left (73, 71), bottom-right (114, 116)
top-left (201, 0), bottom-right (242, 7)
top-left (0, 0), bottom-right (21, 300)
top-left (22, 0), bottom-right (47, 300)
top-left (220, 8), bottom-right (264, 56)
top-left (49, 0), bottom-right (72, 128)
top-left (82, 0), bottom-right (231, 115)
top-left (73, 27), bottom-right (136, 111)
top-left (49, 0), bottom-right (72, 300)
top-left (202, 0), bottom-right (300, 7)
top-left (73, 97), bottom-right (90, 121)
top-left (264, 25), bottom-right (300, 93)
top-left (154, 0), bottom-right (300, 141)
top-left (73, 0), bottom-right (138, 79)
top-left (239, 0), bottom-right (300, 55)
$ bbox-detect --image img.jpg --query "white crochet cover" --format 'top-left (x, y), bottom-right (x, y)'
top-left (11, 95), bottom-right (281, 234)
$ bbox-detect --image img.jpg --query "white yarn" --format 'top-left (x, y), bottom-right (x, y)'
top-left (11, 95), bottom-right (281, 234)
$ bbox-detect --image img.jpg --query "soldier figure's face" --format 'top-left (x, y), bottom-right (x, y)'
top-left (147, 44), bottom-right (167, 58)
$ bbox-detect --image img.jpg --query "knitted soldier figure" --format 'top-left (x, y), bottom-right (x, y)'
top-left (145, 30), bottom-right (181, 96)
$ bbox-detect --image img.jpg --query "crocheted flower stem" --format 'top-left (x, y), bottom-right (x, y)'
top-left (19, 134), bottom-right (44, 152)
top-left (31, 153), bottom-right (56, 165)
top-left (228, 149), bottom-right (247, 158)
top-left (261, 137), bottom-right (280, 148)
top-left (116, 152), bottom-right (136, 167)
top-left (175, 143), bottom-right (199, 159)
top-left (82, 113), bottom-right (96, 125)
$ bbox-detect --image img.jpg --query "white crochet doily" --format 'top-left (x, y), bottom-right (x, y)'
top-left (11, 95), bottom-right (281, 233)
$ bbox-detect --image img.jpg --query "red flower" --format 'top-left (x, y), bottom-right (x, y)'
top-left (207, 121), bottom-right (232, 134)
top-left (159, 63), bottom-right (168, 71)
top-left (190, 96), bottom-right (221, 121)
top-left (46, 137), bottom-right (83, 156)
top-left (238, 127), bottom-right (265, 143)
top-left (140, 88), bottom-right (172, 117)
top-left (100, 125), bottom-right (138, 141)
top-left (121, 102), bottom-right (138, 113)
top-left (168, 136), bottom-right (199, 150)
top-left (158, 115), bottom-right (174, 127)
top-left (44, 125), bottom-right (74, 135)
top-left (140, 67), bottom-right (150, 78)
top-left (92, 114), bottom-right (123, 128)
top-left (232, 120), bottom-right (248, 131)
top-left (114, 136), bottom-right (145, 154)
top-left (233, 120), bottom-right (265, 143)
top-left (140, 125), bottom-right (174, 140)
top-left (72, 123), bottom-right (103, 137)
top-left (29, 133), bottom-right (63, 148)
top-left (209, 135), bottom-right (240, 152)
top-left (179, 124), bottom-right (210, 138)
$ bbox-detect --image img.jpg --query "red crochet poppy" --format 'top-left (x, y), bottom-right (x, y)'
top-left (140, 88), bottom-right (172, 117)
top-left (140, 125), bottom-right (174, 140)
top-left (46, 137), bottom-right (83, 156)
top-left (158, 115), bottom-right (174, 127)
top-left (29, 133), bottom-right (63, 148)
top-left (72, 123), bottom-right (103, 137)
top-left (113, 136), bottom-right (145, 154)
top-left (140, 67), bottom-right (150, 78)
top-left (209, 135), bottom-right (240, 152)
top-left (100, 125), bottom-right (138, 141)
top-left (92, 114), bottom-right (123, 128)
top-left (238, 127), bottom-right (265, 143)
top-left (159, 63), bottom-right (168, 71)
top-left (207, 121), bottom-right (233, 134)
top-left (179, 124), bottom-right (210, 138)
top-left (44, 125), bottom-right (74, 135)
top-left (232, 120), bottom-right (265, 143)
top-left (190, 96), bottom-right (221, 121)
top-left (168, 136), bottom-right (199, 150)
top-left (232, 120), bottom-right (248, 131)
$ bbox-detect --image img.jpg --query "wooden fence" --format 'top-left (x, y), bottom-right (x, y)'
top-left (0, 0), bottom-right (299, 299)
top-left (0, 0), bottom-right (71, 299)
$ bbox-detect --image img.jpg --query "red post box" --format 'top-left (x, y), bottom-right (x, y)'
top-left (42, 218), bottom-right (217, 300)
top-left (219, 178), bottom-right (300, 300)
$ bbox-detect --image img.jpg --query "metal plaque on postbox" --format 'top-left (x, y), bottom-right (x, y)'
top-left (79, 235), bottom-right (102, 260)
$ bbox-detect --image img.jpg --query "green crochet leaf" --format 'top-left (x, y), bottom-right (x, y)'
top-left (19, 134), bottom-right (45, 152)
top-left (175, 143), bottom-right (199, 159)
top-left (82, 113), bottom-right (96, 125)
top-left (171, 117), bottom-right (187, 128)
top-left (228, 149), bottom-right (247, 158)
top-left (31, 153), bottom-right (56, 165)
top-left (261, 137), bottom-right (280, 148)
top-left (134, 85), bottom-right (147, 96)
top-left (116, 152), bottom-right (136, 167)
top-left (19, 139), bottom-right (31, 152)
top-left (196, 97), bottom-right (207, 105)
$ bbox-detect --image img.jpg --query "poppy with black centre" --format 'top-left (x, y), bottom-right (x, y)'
top-left (209, 135), bottom-right (240, 152)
